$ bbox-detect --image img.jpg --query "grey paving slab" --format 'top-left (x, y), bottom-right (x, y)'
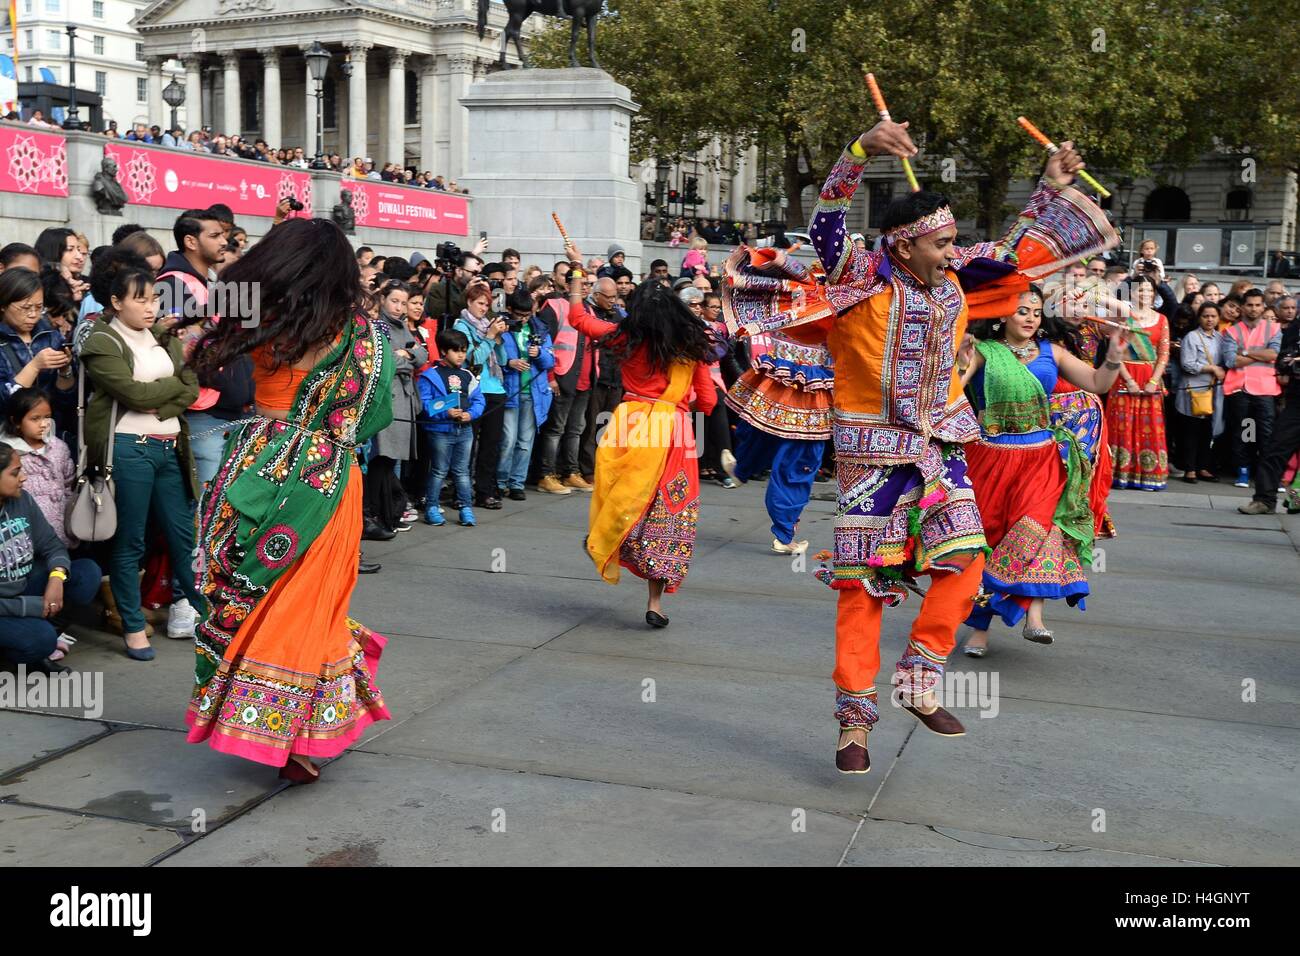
top-left (159, 751), bottom-right (856, 866)
top-left (546, 583), bottom-right (924, 682)
top-left (350, 565), bottom-right (620, 648)
top-left (1108, 490), bottom-right (1211, 510)
top-left (1088, 531), bottom-right (1300, 588)
top-left (842, 818), bottom-right (1208, 866)
top-left (0, 803), bottom-right (181, 866)
top-left (1052, 571), bottom-right (1296, 640)
top-left (357, 648), bottom-right (916, 816)
top-left (0, 728), bottom-right (280, 828)
top-left (868, 697), bottom-right (1300, 866)
top-left (951, 619), bottom-right (1300, 730)
top-left (4, 630), bottom-right (196, 729)
top-left (0, 710), bottom-right (108, 778)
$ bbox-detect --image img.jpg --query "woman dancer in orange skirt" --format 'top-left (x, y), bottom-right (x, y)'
top-left (186, 219), bottom-right (394, 783)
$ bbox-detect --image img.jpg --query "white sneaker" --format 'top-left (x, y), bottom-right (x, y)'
top-left (771, 538), bottom-right (809, 555)
top-left (720, 449), bottom-right (737, 479)
top-left (167, 598), bottom-right (198, 639)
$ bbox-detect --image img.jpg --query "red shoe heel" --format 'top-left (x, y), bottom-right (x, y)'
top-left (278, 759), bottom-right (320, 785)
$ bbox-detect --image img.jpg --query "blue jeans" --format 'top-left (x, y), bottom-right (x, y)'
top-left (0, 557), bottom-right (101, 664)
top-left (186, 411), bottom-right (233, 487)
top-left (425, 427), bottom-right (474, 509)
top-left (498, 394), bottom-right (537, 490)
top-left (110, 435), bottom-right (206, 633)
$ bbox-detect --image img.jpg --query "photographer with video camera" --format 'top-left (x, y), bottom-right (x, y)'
top-left (425, 236), bottom-right (489, 333)
top-left (1240, 304), bottom-right (1300, 515)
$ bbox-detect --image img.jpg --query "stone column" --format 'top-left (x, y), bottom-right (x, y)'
top-left (386, 48), bottom-right (409, 167)
top-left (345, 41), bottom-right (372, 161)
top-left (730, 143), bottom-right (749, 221)
top-left (432, 55), bottom-right (450, 176)
top-left (221, 51), bottom-right (241, 136)
top-left (419, 55), bottom-right (437, 173)
top-left (146, 58), bottom-right (165, 130)
top-left (259, 47), bottom-right (282, 146)
top-left (182, 54), bottom-right (203, 131)
top-left (300, 46), bottom-right (317, 159)
top-left (446, 54), bottom-right (476, 182)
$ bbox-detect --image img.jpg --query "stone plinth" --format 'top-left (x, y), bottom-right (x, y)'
top-left (458, 68), bottom-right (643, 271)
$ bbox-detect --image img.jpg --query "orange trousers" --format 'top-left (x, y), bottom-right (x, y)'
top-left (833, 554), bottom-right (984, 728)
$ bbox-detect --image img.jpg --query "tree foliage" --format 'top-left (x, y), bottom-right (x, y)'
top-left (530, 0), bottom-right (1279, 233)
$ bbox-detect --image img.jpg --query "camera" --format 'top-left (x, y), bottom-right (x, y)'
top-left (282, 194), bottom-right (304, 212)
top-left (435, 241), bottom-right (462, 270)
top-left (528, 333), bottom-right (541, 349)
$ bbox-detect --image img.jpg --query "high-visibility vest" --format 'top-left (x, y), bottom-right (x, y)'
top-left (548, 298), bottom-right (580, 377)
top-left (1223, 319), bottom-right (1281, 397)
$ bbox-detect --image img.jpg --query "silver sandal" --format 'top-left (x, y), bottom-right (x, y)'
top-left (963, 640), bottom-right (988, 658)
top-left (1022, 625), bottom-right (1054, 645)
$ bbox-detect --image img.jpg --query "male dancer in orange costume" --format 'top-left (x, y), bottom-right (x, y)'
top-left (725, 118), bottom-right (1116, 773)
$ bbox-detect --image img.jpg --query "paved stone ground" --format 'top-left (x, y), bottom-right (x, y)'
top-left (2, 477), bottom-right (1297, 866)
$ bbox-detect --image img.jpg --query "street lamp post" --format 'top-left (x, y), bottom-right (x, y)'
top-left (1117, 176), bottom-right (1136, 259)
top-left (162, 77), bottom-right (185, 135)
top-left (62, 26), bottom-right (82, 130)
top-left (304, 42), bottom-right (331, 170)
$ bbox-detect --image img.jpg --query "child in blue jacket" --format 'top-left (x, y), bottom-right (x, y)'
top-left (417, 329), bottom-right (486, 527)
top-left (496, 288), bottom-right (556, 499)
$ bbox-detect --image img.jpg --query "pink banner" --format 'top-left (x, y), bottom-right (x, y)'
top-left (346, 180), bottom-right (469, 236)
top-left (104, 142), bottom-right (313, 217)
top-left (0, 125), bottom-right (68, 197)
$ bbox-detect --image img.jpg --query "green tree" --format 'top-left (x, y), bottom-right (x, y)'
top-left (531, 0), bottom-right (1250, 234)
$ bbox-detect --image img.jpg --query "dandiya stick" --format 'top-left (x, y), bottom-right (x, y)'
top-left (864, 72), bottom-right (920, 192)
top-left (1079, 313), bottom-right (1151, 341)
top-left (551, 211), bottom-right (572, 247)
top-left (1016, 116), bottom-right (1111, 198)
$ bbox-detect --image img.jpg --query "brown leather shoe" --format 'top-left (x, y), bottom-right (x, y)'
top-left (835, 737), bottom-right (871, 774)
top-left (563, 473), bottom-right (594, 492)
top-left (901, 702), bottom-right (966, 737)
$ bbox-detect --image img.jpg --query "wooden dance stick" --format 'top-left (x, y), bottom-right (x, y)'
top-left (1016, 116), bottom-right (1111, 198)
top-left (864, 73), bottom-right (920, 192)
top-left (551, 211), bottom-right (573, 250)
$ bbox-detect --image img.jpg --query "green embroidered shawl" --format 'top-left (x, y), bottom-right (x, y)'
top-left (976, 340), bottom-right (1095, 566)
top-left (192, 312), bottom-right (394, 689)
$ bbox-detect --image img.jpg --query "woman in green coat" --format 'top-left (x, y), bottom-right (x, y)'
top-left (81, 254), bottom-right (203, 661)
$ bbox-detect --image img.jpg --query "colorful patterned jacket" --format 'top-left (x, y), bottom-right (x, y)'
top-left (761, 143), bottom-right (1116, 467)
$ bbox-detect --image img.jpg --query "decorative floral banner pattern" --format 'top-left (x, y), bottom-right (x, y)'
top-left (0, 126), bottom-right (69, 197)
top-left (104, 142), bottom-right (313, 217)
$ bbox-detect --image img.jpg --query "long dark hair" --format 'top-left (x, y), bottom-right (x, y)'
top-left (601, 280), bottom-right (715, 372)
top-left (194, 218), bottom-right (363, 376)
top-left (34, 227), bottom-right (77, 268)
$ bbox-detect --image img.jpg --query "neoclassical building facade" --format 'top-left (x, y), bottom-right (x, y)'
top-left (132, 0), bottom-right (537, 178)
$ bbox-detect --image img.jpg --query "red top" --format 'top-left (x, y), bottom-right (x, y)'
top-left (567, 298), bottom-right (717, 413)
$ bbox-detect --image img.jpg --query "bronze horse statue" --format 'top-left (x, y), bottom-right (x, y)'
top-left (477, 0), bottom-right (604, 70)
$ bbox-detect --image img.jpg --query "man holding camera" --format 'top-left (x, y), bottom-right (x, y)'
top-left (1239, 308), bottom-right (1300, 514)
top-left (425, 244), bottom-right (487, 332)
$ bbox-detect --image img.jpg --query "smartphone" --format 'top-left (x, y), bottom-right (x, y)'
top-left (479, 230), bottom-right (488, 241)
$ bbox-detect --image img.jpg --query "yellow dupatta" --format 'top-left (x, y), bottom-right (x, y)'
top-left (586, 360), bottom-right (695, 584)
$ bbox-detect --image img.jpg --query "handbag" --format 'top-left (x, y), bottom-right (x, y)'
top-left (65, 357), bottom-right (118, 543)
top-left (1188, 331), bottom-right (1217, 418)
top-left (1188, 385), bottom-right (1215, 418)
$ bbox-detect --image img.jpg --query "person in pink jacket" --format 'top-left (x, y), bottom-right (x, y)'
top-left (2, 388), bottom-right (74, 546)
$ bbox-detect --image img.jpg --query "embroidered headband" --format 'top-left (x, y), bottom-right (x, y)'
top-left (884, 205), bottom-right (955, 244)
